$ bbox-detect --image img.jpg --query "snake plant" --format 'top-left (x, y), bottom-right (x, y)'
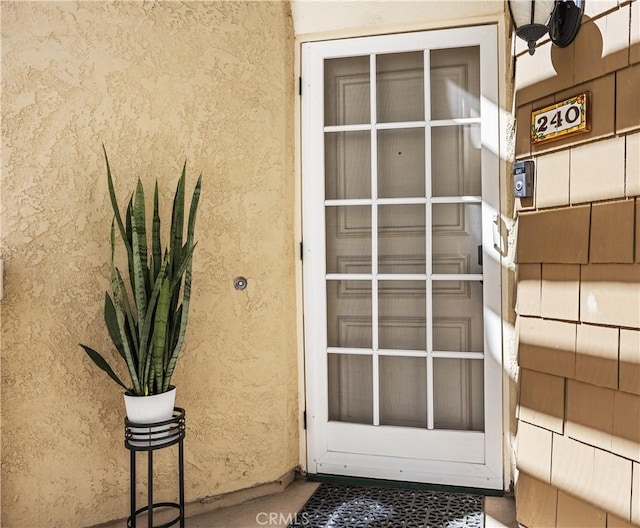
top-left (80, 148), bottom-right (202, 396)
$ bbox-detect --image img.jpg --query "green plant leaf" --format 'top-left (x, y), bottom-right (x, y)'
top-left (115, 268), bottom-right (138, 360)
top-left (162, 243), bottom-right (196, 370)
top-left (112, 285), bottom-right (142, 395)
top-left (152, 277), bottom-right (171, 392)
top-left (139, 254), bottom-right (170, 388)
top-left (152, 181), bottom-right (162, 283)
top-left (136, 180), bottom-right (152, 297)
top-left (104, 292), bottom-right (125, 360)
top-left (80, 344), bottom-right (128, 390)
top-left (186, 175), bottom-right (202, 244)
top-left (169, 303), bottom-right (183, 363)
top-left (170, 164), bottom-right (186, 276)
top-left (163, 253), bottom-right (194, 392)
top-left (125, 198), bottom-right (135, 295)
top-left (125, 198), bottom-right (134, 250)
top-left (162, 176), bottom-right (200, 392)
top-left (104, 146), bottom-right (132, 259)
top-left (131, 181), bottom-right (149, 335)
top-left (111, 227), bottom-right (141, 396)
top-left (111, 215), bottom-right (138, 361)
top-left (170, 243), bottom-right (197, 291)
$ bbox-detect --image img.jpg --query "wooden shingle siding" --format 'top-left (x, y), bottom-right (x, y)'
top-left (540, 264), bottom-right (580, 321)
top-left (620, 329), bottom-right (640, 395)
top-left (516, 206), bottom-right (591, 264)
top-left (579, 264), bottom-right (640, 328)
top-left (589, 200), bottom-right (636, 263)
top-left (518, 368), bottom-right (566, 434)
top-left (518, 317), bottom-right (577, 378)
top-left (616, 64), bottom-right (640, 134)
top-left (569, 137), bottom-right (626, 204)
top-left (514, 5), bottom-right (640, 526)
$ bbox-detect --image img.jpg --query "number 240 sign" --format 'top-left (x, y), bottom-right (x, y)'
top-left (531, 93), bottom-right (589, 144)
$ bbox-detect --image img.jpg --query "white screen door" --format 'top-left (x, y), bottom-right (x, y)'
top-left (302, 26), bottom-right (502, 490)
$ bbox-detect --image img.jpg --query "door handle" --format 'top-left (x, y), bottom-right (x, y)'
top-left (492, 213), bottom-right (507, 256)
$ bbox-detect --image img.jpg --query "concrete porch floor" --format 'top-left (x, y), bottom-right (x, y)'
top-left (184, 479), bottom-right (518, 528)
top-left (102, 478), bottom-right (518, 527)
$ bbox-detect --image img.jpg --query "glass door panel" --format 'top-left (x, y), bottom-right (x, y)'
top-left (376, 52), bottom-right (424, 123)
top-left (379, 356), bottom-right (428, 427)
top-left (326, 280), bottom-right (372, 348)
top-left (431, 125), bottom-right (481, 197)
top-left (433, 358), bottom-right (484, 431)
top-left (324, 56), bottom-right (370, 126)
top-left (378, 204), bottom-right (425, 274)
top-left (325, 131), bottom-right (371, 200)
top-left (432, 203), bottom-right (483, 275)
top-left (432, 281), bottom-right (484, 352)
top-left (326, 206), bottom-right (371, 274)
top-left (430, 47), bottom-right (480, 120)
top-left (378, 280), bottom-right (426, 350)
top-left (377, 129), bottom-right (425, 198)
top-left (328, 353), bottom-right (373, 424)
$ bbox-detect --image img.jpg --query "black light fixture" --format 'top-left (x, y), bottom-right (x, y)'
top-left (508, 0), bottom-right (585, 55)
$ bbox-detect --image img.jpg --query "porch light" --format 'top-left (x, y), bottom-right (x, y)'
top-left (508, 0), bottom-right (585, 55)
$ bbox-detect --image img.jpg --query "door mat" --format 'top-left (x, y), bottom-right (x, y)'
top-left (288, 482), bottom-right (484, 528)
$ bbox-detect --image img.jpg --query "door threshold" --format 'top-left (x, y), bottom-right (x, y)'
top-left (306, 473), bottom-right (504, 497)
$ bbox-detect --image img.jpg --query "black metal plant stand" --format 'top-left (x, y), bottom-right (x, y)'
top-left (125, 407), bottom-right (186, 528)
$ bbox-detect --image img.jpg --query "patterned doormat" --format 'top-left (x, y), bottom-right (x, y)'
top-left (288, 482), bottom-right (484, 528)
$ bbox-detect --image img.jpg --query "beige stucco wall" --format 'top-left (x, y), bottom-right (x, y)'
top-left (0, 2), bottom-right (296, 527)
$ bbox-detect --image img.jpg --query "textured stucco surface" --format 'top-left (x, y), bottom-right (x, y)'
top-left (1, 2), bottom-right (296, 526)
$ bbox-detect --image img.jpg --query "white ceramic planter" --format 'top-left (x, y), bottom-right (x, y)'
top-left (124, 387), bottom-right (177, 447)
top-left (123, 386), bottom-right (176, 424)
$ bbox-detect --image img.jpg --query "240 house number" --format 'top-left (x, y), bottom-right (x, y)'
top-left (531, 93), bottom-right (589, 144)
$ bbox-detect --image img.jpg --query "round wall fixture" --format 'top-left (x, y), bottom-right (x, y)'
top-left (548, 0), bottom-right (585, 48)
top-left (508, 0), bottom-right (554, 55)
top-left (233, 276), bottom-right (248, 291)
top-left (508, 0), bottom-right (584, 55)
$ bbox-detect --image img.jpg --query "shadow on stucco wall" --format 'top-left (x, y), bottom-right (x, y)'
top-left (0, 2), bottom-right (297, 527)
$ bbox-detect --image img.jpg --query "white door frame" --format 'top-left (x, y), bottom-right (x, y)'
top-left (301, 25), bottom-right (503, 490)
